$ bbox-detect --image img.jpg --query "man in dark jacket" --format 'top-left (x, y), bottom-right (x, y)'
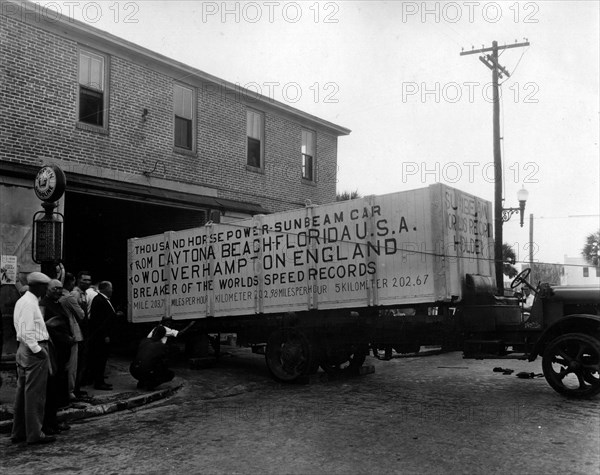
top-left (88, 281), bottom-right (117, 390)
top-left (130, 326), bottom-right (174, 390)
top-left (40, 279), bottom-right (73, 434)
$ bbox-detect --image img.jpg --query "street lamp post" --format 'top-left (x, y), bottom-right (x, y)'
top-left (496, 187), bottom-right (529, 294)
top-left (502, 187), bottom-right (529, 227)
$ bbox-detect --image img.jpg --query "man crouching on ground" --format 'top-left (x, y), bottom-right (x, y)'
top-left (130, 326), bottom-right (174, 390)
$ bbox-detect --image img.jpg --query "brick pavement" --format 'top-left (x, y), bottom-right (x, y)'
top-left (0, 355), bottom-right (183, 434)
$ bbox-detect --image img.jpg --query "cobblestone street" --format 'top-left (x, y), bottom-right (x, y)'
top-left (1, 349), bottom-right (599, 474)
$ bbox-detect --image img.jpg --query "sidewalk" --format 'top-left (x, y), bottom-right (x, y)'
top-left (0, 355), bottom-right (183, 434)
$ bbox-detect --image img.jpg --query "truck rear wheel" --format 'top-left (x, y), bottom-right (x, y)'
top-left (542, 332), bottom-right (600, 398)
top-left (265, 328), bottom-right (318, 382)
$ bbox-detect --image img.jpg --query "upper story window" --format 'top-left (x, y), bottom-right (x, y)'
top-left (174, 84), bottom-right (194, 150)
top-left (301, 129), bottom-right (315, 181)
top-left (246, 109), bottom-right (264, 169)
top-left (78, 49), bottom-right (107, 128)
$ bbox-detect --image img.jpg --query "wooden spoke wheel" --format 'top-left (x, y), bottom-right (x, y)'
top-left (542, 333), bottom-right (600, 398)
top-left (265, 329), bottom-right (317, 382)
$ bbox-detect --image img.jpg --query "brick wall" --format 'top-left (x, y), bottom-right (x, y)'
top-left (0, 13), bottom-right (340, 214)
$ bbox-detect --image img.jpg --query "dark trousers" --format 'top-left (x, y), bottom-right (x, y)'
top-left (43, 339), bottom-right (70, 430)
top-left (43, 374), bottom-right (58, 432)
top-left (89, 338), bottom-right (109, 386)
top-left (76, 339), bottom-right (89, 389)
top-left (43, 367), bottom-right (70, 429)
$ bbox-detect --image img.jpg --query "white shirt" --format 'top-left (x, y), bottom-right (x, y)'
top-left (86, 287), bottom-right (99, 318)
top-left (13, 291), bottom-right (49, 354)
top-left (86, 287), bottom-right (98, 305)
top-left (147, 326), bottom-right (178, 344)
top-left (523, 293), bottom-right (535, 312)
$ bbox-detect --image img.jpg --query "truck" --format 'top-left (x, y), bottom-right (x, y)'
top-left (127, 183), bottom-right (600, 398)
top-left (458, 269), bottom-right (600, 398)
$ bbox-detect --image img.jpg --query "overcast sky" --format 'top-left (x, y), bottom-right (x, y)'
top-left (38, 0), bottom-right (600, 266)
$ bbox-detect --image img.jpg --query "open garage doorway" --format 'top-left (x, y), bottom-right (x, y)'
top-left (63, 191), bottom-right (206, 312)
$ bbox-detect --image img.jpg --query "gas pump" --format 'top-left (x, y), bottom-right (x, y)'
top-left (32, 165), bottom-right (66, 277)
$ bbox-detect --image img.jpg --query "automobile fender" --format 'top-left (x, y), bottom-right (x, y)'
top-left (528, 314), bottom-right (600, 361)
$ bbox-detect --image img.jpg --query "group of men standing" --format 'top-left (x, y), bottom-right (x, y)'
top-left (10, 270), bottom-right (118, 445)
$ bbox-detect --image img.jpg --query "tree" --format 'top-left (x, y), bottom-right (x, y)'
top-left (336, 190), bottom-right (361, 201)
top-left (502, 243), bottom-right (518, 278)
top-left (581, 230), bottom-right (600, 266)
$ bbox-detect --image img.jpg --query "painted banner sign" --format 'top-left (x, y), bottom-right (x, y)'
top-left (128, 184), bottom-right (494, 323)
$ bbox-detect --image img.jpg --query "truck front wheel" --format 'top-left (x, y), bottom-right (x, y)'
top-left (265, 329), bottom-right (318, 382)
top-left (542, 332), bottom-right (600, 398)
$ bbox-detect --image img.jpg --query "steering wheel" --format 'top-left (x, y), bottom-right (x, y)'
top-left (510, 268), bottom-right (531, 289)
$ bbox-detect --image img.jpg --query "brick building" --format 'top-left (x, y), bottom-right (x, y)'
top-left (0, 1), bottom-right (349, 310)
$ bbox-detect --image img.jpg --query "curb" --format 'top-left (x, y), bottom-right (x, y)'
top-left (0, 381), bottom-right (183, 434)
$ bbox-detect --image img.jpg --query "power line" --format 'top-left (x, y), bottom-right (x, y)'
top-left (499, 45), bottom-right (530, 85)
top-left (528, 215), bottom-right (600, 220)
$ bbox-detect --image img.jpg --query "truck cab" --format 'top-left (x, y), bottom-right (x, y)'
top-left (461, 268), bottom-right (600, 398)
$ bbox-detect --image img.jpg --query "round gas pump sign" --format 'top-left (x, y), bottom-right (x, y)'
top-left (34, 165), bottom-right (66, 202)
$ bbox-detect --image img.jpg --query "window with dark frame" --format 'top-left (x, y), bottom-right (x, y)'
top-left (247, 110), bottom-right (263, 168)
top-left (174, 84), bottom-right (193, 150)
top-left (78, 50), bottom-right (105, 127)
top-left (583, 267), bottom-right (589, 277)
top-left (302, 129), bottom-right (315, 181)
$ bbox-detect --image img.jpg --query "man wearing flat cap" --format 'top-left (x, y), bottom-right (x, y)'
top-left (11, 271), bottom-right (56, 445)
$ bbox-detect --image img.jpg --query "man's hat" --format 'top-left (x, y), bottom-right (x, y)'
top-left (48, 279), bottom-right (63, 290)
top-left (27, 272), bottom-right (51, 285)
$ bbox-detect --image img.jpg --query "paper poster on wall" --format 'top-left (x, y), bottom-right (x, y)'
top-left (1, 255), bottom-right (18, 284)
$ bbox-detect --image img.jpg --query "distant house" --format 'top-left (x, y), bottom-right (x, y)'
top-left (561, 256), bottom-right (600, 286)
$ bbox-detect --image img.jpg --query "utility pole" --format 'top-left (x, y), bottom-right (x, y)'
top-left (460, 40), bottom-right (530, 295)
top-left (529, 213), bottom-right (534, 282)
top-left (529, 213), bottom-right (534, 266)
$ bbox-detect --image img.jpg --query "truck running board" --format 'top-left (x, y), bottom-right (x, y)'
top-left (463, 340), bottom-right (507, 358)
